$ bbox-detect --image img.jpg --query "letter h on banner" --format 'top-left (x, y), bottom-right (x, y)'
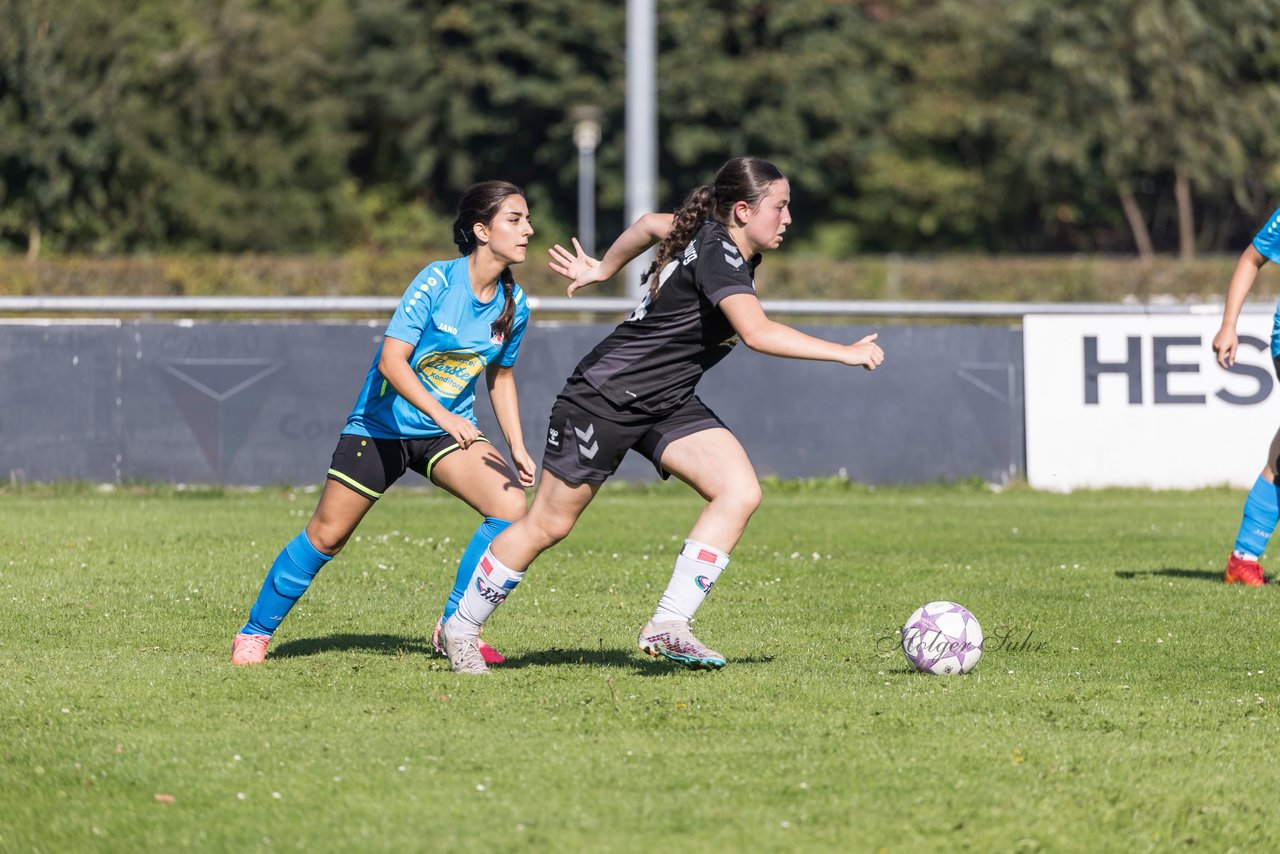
top-left (1084, 336), bottom-right (1141, 404)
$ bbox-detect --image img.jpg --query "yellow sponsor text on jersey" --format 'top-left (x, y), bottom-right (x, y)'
top-left (416, 350), bottom-right (487, 398)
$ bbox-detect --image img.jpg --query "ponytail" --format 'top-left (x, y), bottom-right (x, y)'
top-left (641, 184), bottom-right (717, 298)
top-left (494, 266), bottom-right (516, 341)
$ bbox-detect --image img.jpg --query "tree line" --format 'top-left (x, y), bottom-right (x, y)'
top-left (2, 0), bottom-right (1278, 261)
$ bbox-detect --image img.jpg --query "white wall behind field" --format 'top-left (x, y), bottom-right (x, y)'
top-left (1024, 309), bottom-right (1280, 491)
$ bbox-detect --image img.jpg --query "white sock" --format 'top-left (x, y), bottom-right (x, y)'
top-left (652, 539), bottom-right (729, 624)
top-left (452, 547), bottom-right (525, 635)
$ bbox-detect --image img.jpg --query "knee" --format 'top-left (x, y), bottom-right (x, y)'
top-left (495, 491), bottom-right (529, 523)
top-left (305, 521), bottom-right (348, 557)
top-left (716, 479), bottom-right (762, 520)
top-left (528, 511), bottom-right (575, 550)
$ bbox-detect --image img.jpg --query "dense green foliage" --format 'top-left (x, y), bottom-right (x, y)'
top-left (2, 0), bottom-right (1279, 257)
top-left (0, 249), bottom-right (1255, 304)
top-left (2, 482), bottom-right (1276, 849)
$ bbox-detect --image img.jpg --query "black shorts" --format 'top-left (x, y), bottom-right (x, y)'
top-left (326, 433), bottom-right (489, 500)
top-left (540, 390), bottom-right (727, 485)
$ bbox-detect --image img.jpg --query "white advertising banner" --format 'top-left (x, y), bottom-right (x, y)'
top-left (1024, 311), bottom-right (1280, 491)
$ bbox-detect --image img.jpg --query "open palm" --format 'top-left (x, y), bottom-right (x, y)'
top-left (548, 238), bottom-right (603, 297)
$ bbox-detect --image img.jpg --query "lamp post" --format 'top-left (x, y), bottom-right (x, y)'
top-left (625, 0), bottom-right (656, 300)
top-left (571, 108), bottom-right (601, 256)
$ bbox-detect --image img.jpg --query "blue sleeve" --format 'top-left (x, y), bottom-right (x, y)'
top-left (498, 289), bottom-right (529, 367)
top-left (383, 268), bottom-right (436, 345)
top-left (1252, 208), bottom-right (1280, 264)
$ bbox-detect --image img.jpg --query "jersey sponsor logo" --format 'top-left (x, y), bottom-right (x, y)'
top-left (683, 242), bottom-right (698, 265)
top-left (415, 350), bottom-right (486, 398)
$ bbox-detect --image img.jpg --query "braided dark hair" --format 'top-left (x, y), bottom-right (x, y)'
top-left (641, 156), bottom-right (786, 297)
top-left (452, 179), bottom-right (524, 340)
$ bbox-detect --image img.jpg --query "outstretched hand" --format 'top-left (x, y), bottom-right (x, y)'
top-left (548, 238), bottom-right (604, 297)
top-left (847, 332), bottom-right (884, 371)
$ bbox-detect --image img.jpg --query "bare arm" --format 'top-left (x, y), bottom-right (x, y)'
top-left (485, 364), bottom-right (535, 486)
top-left (377, 337), bottom-right (482, 447)
top-left (548, 213), bottom-right (675, 296)
top-left (719, 293), bottom-right (884, 370)
top-left (1213, 245), bottom-right (1270, 367)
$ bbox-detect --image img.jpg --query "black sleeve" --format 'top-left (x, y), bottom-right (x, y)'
top-left (694, 231), bottom-right (758, 306)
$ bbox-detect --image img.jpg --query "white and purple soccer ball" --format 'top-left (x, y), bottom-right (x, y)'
top-left (901, 601), bottom-right (983, 675)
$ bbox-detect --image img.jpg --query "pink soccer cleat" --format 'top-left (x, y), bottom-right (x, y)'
top-left (231, 632), bottom-right (271, 666)
top-left (1225, 553), bottom-right (1267, 587)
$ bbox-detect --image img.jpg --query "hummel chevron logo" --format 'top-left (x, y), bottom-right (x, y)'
top-left (721, 240), bottom-right (740, 255)
top-left (575, 421), bottom-right (599, 459)
top-left (724, 253), bottom-right (745, 269)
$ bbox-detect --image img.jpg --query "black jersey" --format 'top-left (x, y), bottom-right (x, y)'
top-left (566, 220), bottom-right (761, 417)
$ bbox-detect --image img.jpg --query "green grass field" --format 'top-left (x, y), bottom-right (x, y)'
top-left (2, 480), bottom-right (1276, 851)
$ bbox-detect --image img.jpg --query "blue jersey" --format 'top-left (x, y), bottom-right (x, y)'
top-left (1250, 209), bottom-right (1280, 355)
top-left (1252, 207), bottom-right (1280, 264)
top-left (343, 257), bottom-right (529, 439)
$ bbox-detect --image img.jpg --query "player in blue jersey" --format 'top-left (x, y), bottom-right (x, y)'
top-left (231, 181), bottom-right (535, 665)
top-left (1212, 207), bottom-right (1280, 586)
top-left (436, 157), bottom-right (885, 674)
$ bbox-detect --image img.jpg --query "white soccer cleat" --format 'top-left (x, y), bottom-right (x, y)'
top-left (441, 616), bottom-right (490, 675)
top-left (637, 619), bottom-right (726, 670)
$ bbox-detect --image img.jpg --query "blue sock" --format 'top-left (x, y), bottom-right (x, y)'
top-left (241, 531), bottom-right (333, 636)
top-left (1234, 476), bottom-right (1280, 559)
top-left (442, 517), bottom-right (513, 622)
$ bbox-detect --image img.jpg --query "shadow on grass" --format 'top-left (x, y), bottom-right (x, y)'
top-left (268, 635), bottom-right (773, 673)
top-left (1114, 567), bottom-right (1230, 583)
top-left (270, 633), bottom-right (433, 660)
top-left (498, 647), bottom-right (773, 673)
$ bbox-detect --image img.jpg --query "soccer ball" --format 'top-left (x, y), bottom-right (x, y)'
top-left (901, 601), bottom-right (983, 675)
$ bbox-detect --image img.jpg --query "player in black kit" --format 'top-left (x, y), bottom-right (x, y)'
top-left (437, 156), bottom-right (884, 674)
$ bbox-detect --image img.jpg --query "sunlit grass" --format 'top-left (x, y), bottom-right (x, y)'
top-left (1, 481), bottom-right (1272, 850)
